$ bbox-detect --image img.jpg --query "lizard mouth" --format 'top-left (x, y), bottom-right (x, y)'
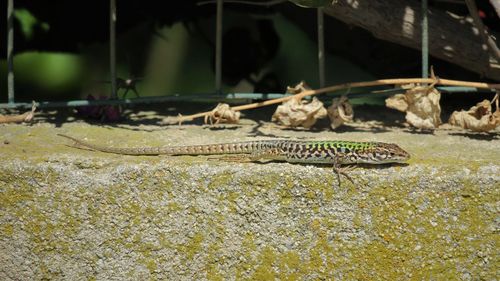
top-left (391, 154), bottom-right (411, 163)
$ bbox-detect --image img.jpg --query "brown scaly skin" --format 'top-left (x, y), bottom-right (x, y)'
top-left (58, 134), bottom-right (410, 186)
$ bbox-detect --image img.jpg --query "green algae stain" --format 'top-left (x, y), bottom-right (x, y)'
top-left (205, 242), bottom-right (225, 281)
top-left (1, 223), bottom-right (14, 237)
top-left (233, 223), bottom-right (342, 280)
top-left (206, 264), bottom-right (224, 281)
top-left (167, 202), bottom-right (182, 212)
top-left (207, 171), bottom-right (234, 190)
top-left (0, 182), bottom-right (35, 209)
top-left (251, 246), bottom-right (277, 280)
top-left (145, 259), bottom-right (158, 273)
top-left (338, 177), bottom-right (498, 280)
top-left (178, 232), bottom-right (205, 261)
top-left (243, 232), bottom-right (257, 252)
top-left (277, 251), bottom-right (302, 281)
top-left (304, 221), bottom-right (336, 278)
top-left (1, 134), bottom-right (496, 280)
top-left (234, 233), bottom-right (258, 278)
top-left (239, 172), bottom-right (282, 195)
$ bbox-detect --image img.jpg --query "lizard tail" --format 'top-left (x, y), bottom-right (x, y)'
top-left (57, 134), bottom-right (163, 155)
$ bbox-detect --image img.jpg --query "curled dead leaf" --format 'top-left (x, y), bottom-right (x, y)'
top-left (204, 103), bottom-right (240, 125)
top-left (272, 97), bottom-right (327, 128)
top-left (286, 81), bottom-right (311, 95)
top-left (385, 94), bottom-right (408, 112)
top-left (327, 95), bottom-right (353, 129)
top-left (386, 85), bottom-right (442, 129)
top-left (448, 94), bottom-right (500, 132)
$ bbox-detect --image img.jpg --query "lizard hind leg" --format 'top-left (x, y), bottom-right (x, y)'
top-left (210, 154), bottom-right (253, 163)
top-left (209, 148), bottom-right (283, 163)
top-left (62, 140), bottom-right (96, 152)
top-left (249, 148), bottom-right (285, 163)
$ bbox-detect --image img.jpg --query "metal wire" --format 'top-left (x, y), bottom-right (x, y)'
top-left (7, 0), bottom-right (14, 104)
top-left (1, 86), bottom-right (494, 109)
top-left (215, 0), bottom-right (223, 94)
top-left (110, 0), bottom-right (117, 99)
top-left (421, 0), bottom-right (429, 78)
top-left (317, 8), bottom-right (325, 88)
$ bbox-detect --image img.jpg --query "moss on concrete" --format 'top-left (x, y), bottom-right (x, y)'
top-left (0, 123), bottom-right (498, 279)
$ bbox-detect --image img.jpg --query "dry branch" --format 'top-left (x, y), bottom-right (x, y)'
top-left (0, 101), bottom-right (36, 124)
top-left (176, 77), bottom-right (500, 123)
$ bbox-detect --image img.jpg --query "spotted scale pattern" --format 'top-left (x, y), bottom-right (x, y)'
top-left (58, 134), bottom-right (410, 164)
top-left (273, 140), bottom-right (409, 164)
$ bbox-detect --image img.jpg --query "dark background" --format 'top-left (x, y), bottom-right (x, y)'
top-left (0, 0), bottom-right (498, 105)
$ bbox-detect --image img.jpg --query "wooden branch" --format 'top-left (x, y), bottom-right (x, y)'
top-left (324, 0), bottom-right (500, 80)
top-left (464, 0), bottom-right (500, 61)
top-left (177, 77), bottom-right (500, 123)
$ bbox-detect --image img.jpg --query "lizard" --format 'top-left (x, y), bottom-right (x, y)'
top-left (57, 134), bottom-right (410, 186)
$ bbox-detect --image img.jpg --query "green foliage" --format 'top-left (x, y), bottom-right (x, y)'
top-left (13, 52), bottom-right (84, 91)
top-left (14, 9), bottom-right (49, 40)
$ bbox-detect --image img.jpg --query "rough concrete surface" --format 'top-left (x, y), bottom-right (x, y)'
top-left (0, 114), bottom-right (499, 280)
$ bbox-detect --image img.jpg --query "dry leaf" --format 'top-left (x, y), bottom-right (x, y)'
top-left (327, 95), bottom-right (353, 129)
top-left (448, 95), bottom-right (500, 132)
top-left (386, 85), bottom-right (442, 129)
top-left (286, 81), bottom-right (311, 95)
top-left (272, 97), bottom-right (327, 128)
top-left (385, 94), bottom-right (408, 112)
top-left (204, 103), bottom-right (240, 124)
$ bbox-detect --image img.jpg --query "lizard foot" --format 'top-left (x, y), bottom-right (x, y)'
top-left (208, 155), bottom-right (252, 163)
top-left (332, 165), bottom-right (357, 188)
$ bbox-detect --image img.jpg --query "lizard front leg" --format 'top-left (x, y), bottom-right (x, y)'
top-left (332, 157), bottom-right (356, 187)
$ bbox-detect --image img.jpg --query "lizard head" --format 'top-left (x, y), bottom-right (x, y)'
top-left (355, 142), bottom-right (410, 164)
top-left (373, 142), bottom-right (410, 164)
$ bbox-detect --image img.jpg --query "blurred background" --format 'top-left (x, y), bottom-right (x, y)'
top-left (0, 0), bottom-right (498, 104)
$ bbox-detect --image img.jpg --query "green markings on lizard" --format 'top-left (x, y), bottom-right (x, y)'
top-left (305, 140), bottom-right (376, 151)
top-left (58, 134), bottom-right (409, 165)
top-left (58, 134), bottom-right (411, 186)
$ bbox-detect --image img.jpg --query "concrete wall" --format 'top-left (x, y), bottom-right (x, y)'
top-left (1, 123), bottom-right (498, 280)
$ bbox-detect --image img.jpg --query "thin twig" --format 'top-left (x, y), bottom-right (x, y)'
top-left (177, 77), bottom-right (500, 123)
top-left (0, 101), bottom-right (37, 124)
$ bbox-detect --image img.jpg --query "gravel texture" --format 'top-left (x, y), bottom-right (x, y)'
top-left (0, 118), bottom-right (499, 280)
